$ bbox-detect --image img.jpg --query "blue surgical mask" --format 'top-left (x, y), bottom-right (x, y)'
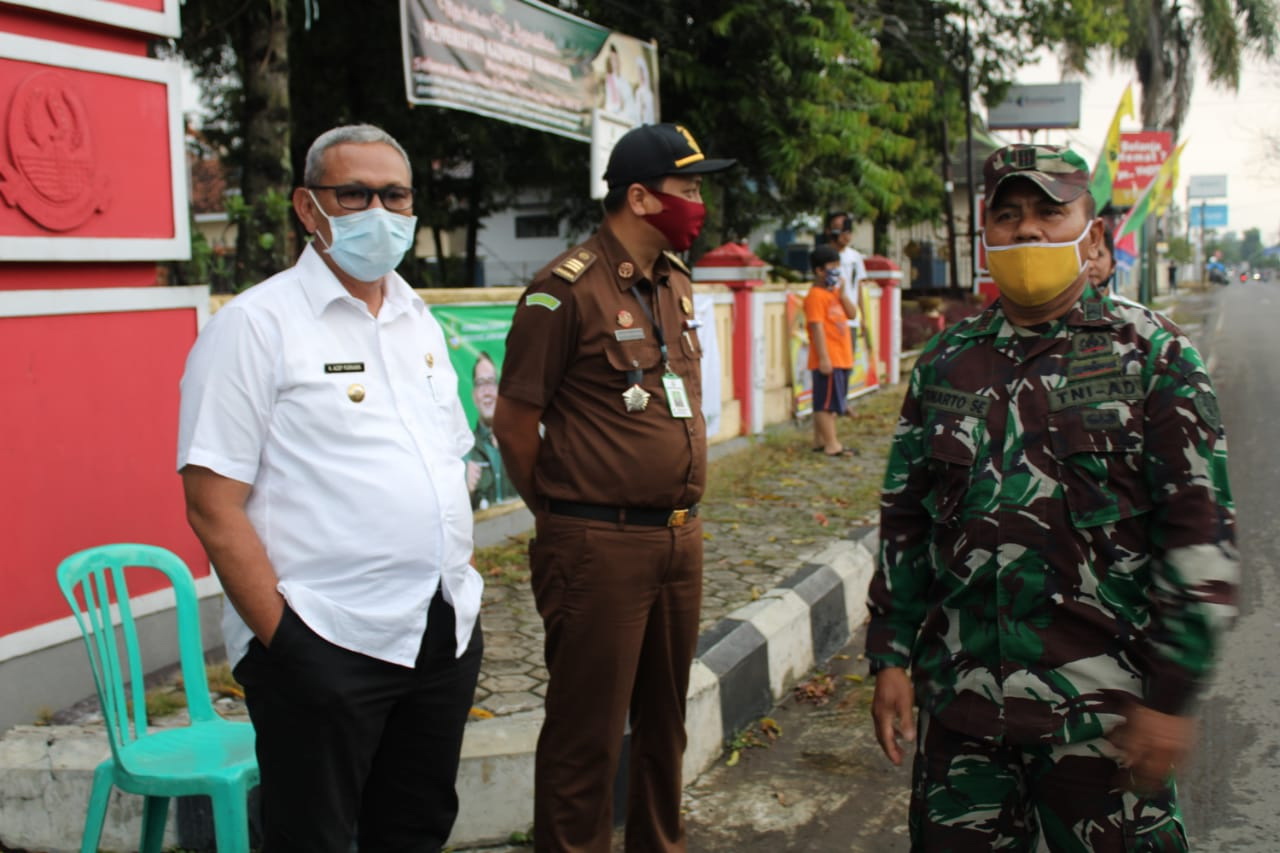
top-left (824, 268), bottom-right (841, 288)
top-left (309, 191), bottom-right (417, 282)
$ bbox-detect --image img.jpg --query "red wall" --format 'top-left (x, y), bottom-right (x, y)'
top-left (1, 1), bottom-right (206, 642)
top-left (0, 59), bottom-right (176, 240)
top-left (0, 308), bottom-right (207, 637)
top-left (0, 263), bottom-right (159, 289)
top-left (0, 6), bottom-right (149, 55)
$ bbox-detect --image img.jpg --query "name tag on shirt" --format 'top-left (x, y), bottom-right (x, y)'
top-left (325, 362), bottom-right (365, 373)
top-left (663, 372), bottom-right (693, 418)
top-left (615, 328), bottom-right (646, 342)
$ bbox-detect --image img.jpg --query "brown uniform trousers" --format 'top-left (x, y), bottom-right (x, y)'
top-left (530, 511), bottom-right (702, 852)
top-left (501, 224), bottom-right (706, 851)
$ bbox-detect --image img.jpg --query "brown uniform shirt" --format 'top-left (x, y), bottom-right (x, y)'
top-left (500, 222), bottom-right (706, 508)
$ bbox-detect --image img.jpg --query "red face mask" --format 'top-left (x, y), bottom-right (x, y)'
top-left (642, 189), bottom-right (707, 251)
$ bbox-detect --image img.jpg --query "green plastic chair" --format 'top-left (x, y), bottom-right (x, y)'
top-left (56, 543), bottom-right (259, 853)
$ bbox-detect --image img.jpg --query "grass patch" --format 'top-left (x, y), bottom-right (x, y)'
top-left (705, 385), bottom-right (903, 529)
top-left (474, 532), bottom-right (533, 587)
top-left (207, 662), bottom-right (244, 699)
top-left (143, 685), bottom-right (187, 719)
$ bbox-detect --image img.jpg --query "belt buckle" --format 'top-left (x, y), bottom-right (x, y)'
top-left (667, 508), bottom-right (689, 527)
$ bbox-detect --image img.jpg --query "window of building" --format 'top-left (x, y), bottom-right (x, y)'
top-left (515, 214), bottom-right (559, 239)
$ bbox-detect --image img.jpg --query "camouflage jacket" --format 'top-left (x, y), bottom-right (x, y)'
top-left (866, 289), bottom-right (1237, 745)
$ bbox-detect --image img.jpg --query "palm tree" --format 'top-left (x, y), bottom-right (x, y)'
top-left (1113, 0), bottom-right (1278, 136)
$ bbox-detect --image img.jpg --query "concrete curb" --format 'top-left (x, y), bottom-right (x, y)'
top-left (0, 531), bottom-right (879, 852)
top-left (424, 528), bottom-right (879, 847)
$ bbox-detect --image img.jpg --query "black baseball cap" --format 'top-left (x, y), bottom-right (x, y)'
top-left (604, 123), bottom-right (736, 189)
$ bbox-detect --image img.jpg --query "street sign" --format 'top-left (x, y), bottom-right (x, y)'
top-left (987, 82), bottom-right (1082, 130)
top-left (1189, 205), bottom-right (1229, 228)
top-left (1113, 131), bottom-right (1172, 207)
top-left (1188, 174), bottom-right (1228, 199)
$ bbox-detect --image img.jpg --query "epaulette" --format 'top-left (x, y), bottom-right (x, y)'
top-left (552, 249), bottom-right (596, 284)
top-left (662, 250), bottom-right (691, 276)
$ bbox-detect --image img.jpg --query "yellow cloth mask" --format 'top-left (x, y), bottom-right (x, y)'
top-left (983, 223), bottom-right (1090, 307)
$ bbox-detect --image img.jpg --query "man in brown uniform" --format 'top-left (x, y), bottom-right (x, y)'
top-left (494, 123), bottom-right (734, 852)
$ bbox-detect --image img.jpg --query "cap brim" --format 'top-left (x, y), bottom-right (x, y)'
top-left (988, 172), bottom-right (1085, 205)
top-left (672, 157), bottom-right (737, 175)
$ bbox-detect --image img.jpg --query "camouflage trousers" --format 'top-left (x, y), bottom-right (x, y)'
top-left (908, 712), bottom-right (1187, 852)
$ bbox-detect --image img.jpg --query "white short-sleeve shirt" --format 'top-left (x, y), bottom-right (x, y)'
top-left (839, 245), bottom-right (867, 303)
top-left (178, 244), bottom-right (482, 668)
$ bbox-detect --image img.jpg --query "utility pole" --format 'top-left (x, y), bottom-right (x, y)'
top-left (963, 8), bottom-right (977, 292)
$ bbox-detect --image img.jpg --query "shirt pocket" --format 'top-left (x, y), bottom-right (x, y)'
top-left (922, 411), bottom-right (982, 525)
top-left (678, 326), bottom-right (703, 360)
top-left (1048, 402), bottom-right (1151, 527)
top-left (604, 337), bottom-right (664, 384)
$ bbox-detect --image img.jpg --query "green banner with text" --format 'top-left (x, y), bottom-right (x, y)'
top-left (401, 0), bottom-right (659, 141)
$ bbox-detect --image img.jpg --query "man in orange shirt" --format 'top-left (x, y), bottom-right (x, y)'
top-left (804, 244), bottom-right (857, 456)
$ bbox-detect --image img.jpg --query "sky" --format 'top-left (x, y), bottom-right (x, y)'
top-left (1004, 51), bottom-right (1280, 244)
top-left (179, 46), bottom-right (1280, 243)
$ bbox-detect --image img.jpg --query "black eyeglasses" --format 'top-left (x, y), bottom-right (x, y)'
top-left (308, 184), bottom-right (415, 211)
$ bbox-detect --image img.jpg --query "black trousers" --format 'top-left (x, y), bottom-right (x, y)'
top-left (234, 591), bottom-right (482, 853)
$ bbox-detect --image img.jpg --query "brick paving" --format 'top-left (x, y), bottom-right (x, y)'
top-left (469, 384), bottom-right (903, 719)
top-left (43, 382), bottom-right (905, 733)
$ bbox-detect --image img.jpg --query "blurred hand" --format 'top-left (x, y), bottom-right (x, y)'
top-left (871, 666), bottom-right (916, 766)
top-left (819, 357), bottom-right (834, 376)
top-left (466, 460), bottom-right (482, 491)
top-left (1110, 704), bottom-right (1196, 794)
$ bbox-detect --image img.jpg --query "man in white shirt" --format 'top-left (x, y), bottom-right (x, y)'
top-left (178, 124), bottom-right (483, 853)
top-left (824, 211), bottom-right (867, 325)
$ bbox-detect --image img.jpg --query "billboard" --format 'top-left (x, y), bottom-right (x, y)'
top-left (987, 83), bottom-right (1082, 130)
top-left (1113, 131), bottom-right (1172, 207)
top-left (402, 0), bottom-right (658, 143)
top-left (1187, 174), bottom-right (1228, 199)
top-left (1189, 204), bottom-right (1229, 229)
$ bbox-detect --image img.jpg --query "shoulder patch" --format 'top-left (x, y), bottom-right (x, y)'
top-left (526, 292), bottom-right (562, 311)
top-left (1194, 392), bottom-right (1222, 431)
top-left (1188, 371), bottom-right (1222, 430)
top-left (552, 249), bottom-right (596, 283)
top-left (662, 250), bottom-right (691, 276)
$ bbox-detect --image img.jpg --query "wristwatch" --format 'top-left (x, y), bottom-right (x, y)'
top-left (867, 659), bottom-right (903, 676)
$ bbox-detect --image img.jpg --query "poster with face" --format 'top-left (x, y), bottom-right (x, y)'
top-left (595, 36), bottom-right (659, 126)
top-left (430, 303), bottom-right (519, 512)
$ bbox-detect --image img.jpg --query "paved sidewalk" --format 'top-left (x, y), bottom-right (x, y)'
top-left (450, 387), bottom-right (902, 847)
top-left (0, 384), bottom-right (904, 853)
top-left (469, 388), bottom-right (900, 722)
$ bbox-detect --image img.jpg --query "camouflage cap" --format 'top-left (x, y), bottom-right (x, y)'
top-left (983, 144), bottom-right (1090, 206)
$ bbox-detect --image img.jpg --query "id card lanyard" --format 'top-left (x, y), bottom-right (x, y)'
top-left (630, 283), bottom-right (693, 418)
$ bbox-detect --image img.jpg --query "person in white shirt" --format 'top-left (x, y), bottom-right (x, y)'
top-left (633, 54), bottom-right (657, 125)
top-left (824, 211), bottom-right (867, 325)
top-left (178, 124), bottom-right (483, 853)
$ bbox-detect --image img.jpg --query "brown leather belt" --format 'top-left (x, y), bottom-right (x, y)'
top-left (547, 500), bottom-right (700, 527)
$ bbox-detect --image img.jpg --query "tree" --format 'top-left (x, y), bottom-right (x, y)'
top-left (1046, 0), bottom-right (1278, 138)
top-left (1205, 229), bottom-right (1243, 263)
top-left (568, 0), bottom-right (947, 248)
top-left (176, 0), bottom-right (294, 289)
top-left (170, 0), bottom-right (1147, 285)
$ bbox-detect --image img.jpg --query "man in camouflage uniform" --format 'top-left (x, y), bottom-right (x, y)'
top-left (866, 144), bottom-right (1237, 852)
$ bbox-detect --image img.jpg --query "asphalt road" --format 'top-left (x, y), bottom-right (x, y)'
top-left (1179, 282), bottom-right (1280, 849)
top-left (681, 284), bottom-right (1280, 852)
